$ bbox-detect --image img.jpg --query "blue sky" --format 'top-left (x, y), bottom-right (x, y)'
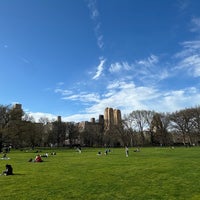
top-left (1, 0), bottom-right (200, 122)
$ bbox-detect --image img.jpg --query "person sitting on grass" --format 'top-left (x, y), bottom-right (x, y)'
top-left (1, 164), bottom-right (13, 176)
top-left (104, 149), bottom-right (108, 155)
top-left (34, 154), bottom-right (43, 162)
top-left (1, 153), bottom-right (10, 160)
top-left (41, 153), bottom-right (48, 157)
top-left (134, 148), bottom-right (140, 152)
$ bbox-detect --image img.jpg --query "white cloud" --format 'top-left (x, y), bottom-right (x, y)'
top-left (86, 81), bottom-right (159, 116)
top-left (181, 41), bottom-right (200, 50)
top-left (109, 62), bottom-right (131, 73)
top-left (63, 113), bottom-right (96, 123)
top-left (31, 84), bottom-right (200, 123)
top-left (173, 18), bottom-right (200, 77)
top-left (190, 17), bottom-right (200, 32)
top-left (137, 54), bottom-right (159, 67)
top-left (62, 92), bottom-right (100, 103)
top-left (92, 58), bottom-right (106, 79)
top-left (84, 82), bottom-right (200, 121)
top-left (180, 54), bottom-right (200, 76)
top-left (175, 40), bottom-right (200, 77)
top-left (56, 82), bottom-right (65, 86)
top-left (27, 112), bottom-right (57, 122)
top-left (134, 54), bottom-right (170, 83)
top-left (55, 88), bottom-right (73, 96)
top-left (87, 0), bottom-right (99, 20)
top-left (161, 87), bottom-right (200, 111)
top-left (108, 54), bottom-right (169, 87)
top-left (177, 0), bottom-right (190, 11)
top-left (87, 0), bottom-right (104, 50)
top-left (97, 35), bottom-right (104, 49)
top-left (50, 78), bottom-right (200, 122)
top-left (107, 81), bottom-right (122, 89)
top-left (109, 62), bottom-right (122, 73)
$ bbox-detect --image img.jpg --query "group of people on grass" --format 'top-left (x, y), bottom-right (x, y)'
top-left (29, 152), bottom-right (56, 162)
top-left (0, 150), bottom-right (56, 176)
top-left (96, 146), bottom-right (140, 157)
top-left (97, 148), bottom-right (111, 156)
top-left (0, 146), bottom-right (141, 176)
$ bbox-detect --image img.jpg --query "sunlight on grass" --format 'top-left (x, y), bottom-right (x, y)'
top-left (0, 147), bottom-right (200, 199)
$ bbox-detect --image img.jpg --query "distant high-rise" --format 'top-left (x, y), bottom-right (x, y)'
top-left (57, 116), bottom-right (62, 122)
top-left (104, 107), bottom-right (121, 130)
top-left (114, 109), bottom-right (121, 125)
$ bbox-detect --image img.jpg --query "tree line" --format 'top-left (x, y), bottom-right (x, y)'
top-left (0, 104), bottom-right (200, 150)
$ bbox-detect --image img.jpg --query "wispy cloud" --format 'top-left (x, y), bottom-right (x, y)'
top-left (175, 40), bottom-right (200, 77)
top-left (97, 35), bottom-right (104, 49)
top-left (136, 54), bottom-right (159, 67)
top-left (108, 54), bottom-right (169, 85)
top-left (87, 0), bottom-right (104, 50)
top-left (176, 0), bottom-right (190, 11)
top-left (50, 15), bottom-right (200, 123)
top-left (190, 17), bottom-right (200, 33)
top-left (63, 113), bottom-right (95, 122)
top-left (56, 82), bottom-right (65, 86)
top-left (33, 80), bottom-right (200, 122)
top-left (92, 57), bottom-right (106, 79)
top-left (55, 88), bottom-right (100, 103)
top-left (55, 88), bottom-right (73, 96)
top-left (84, 81), bottom-right (200, 120)
top-left (20, 57), bottom-right (31, 64)
top-left (109, 62), bottom-right (132, 73)
top-left (62, 92), bottom-right (100, 103)
top-left (173, 17), bottom-right (200, 77)
top-left (87, 0), bottom-right (99, 20)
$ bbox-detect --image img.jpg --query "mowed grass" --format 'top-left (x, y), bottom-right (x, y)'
top-left (0, 147), bottom-right (200, 200)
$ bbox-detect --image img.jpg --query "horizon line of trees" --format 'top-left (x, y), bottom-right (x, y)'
top-left (0, 104), bottom-right (200, 150)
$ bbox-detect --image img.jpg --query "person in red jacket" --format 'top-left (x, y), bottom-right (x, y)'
top-left (34, 154), bottom-right (43, 162)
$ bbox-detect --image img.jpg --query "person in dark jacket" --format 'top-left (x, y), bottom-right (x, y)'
top-left (2, 164), bottom-right (13, 176)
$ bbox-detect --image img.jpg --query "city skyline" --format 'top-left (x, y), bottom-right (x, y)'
top-left (1, 0), bottom-right (200, 122)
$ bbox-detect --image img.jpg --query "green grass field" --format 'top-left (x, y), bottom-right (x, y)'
top-left (0, 147), bottom-right (200, 200)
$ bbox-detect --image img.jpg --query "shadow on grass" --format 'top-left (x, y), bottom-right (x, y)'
top-left (12, 173), bottom-right (26, 176)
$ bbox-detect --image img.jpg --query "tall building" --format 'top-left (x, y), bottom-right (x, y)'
top-left (114, 109), bottom-right (121, 125)
top-left (104, 107), bottom-right (121, 131)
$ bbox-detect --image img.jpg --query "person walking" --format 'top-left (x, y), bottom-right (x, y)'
top-left (125, 146), bottom-right (129, 157)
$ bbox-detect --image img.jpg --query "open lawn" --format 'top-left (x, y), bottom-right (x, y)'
top-left (0, 147), bottom-right (200, 200)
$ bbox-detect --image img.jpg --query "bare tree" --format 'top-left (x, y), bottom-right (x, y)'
top-left (126, 110), bottom-right (155, 145)
top-left (186, 106), bottom-right (200, 145)
top-left (170, 108), bottom-right (194, 145)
